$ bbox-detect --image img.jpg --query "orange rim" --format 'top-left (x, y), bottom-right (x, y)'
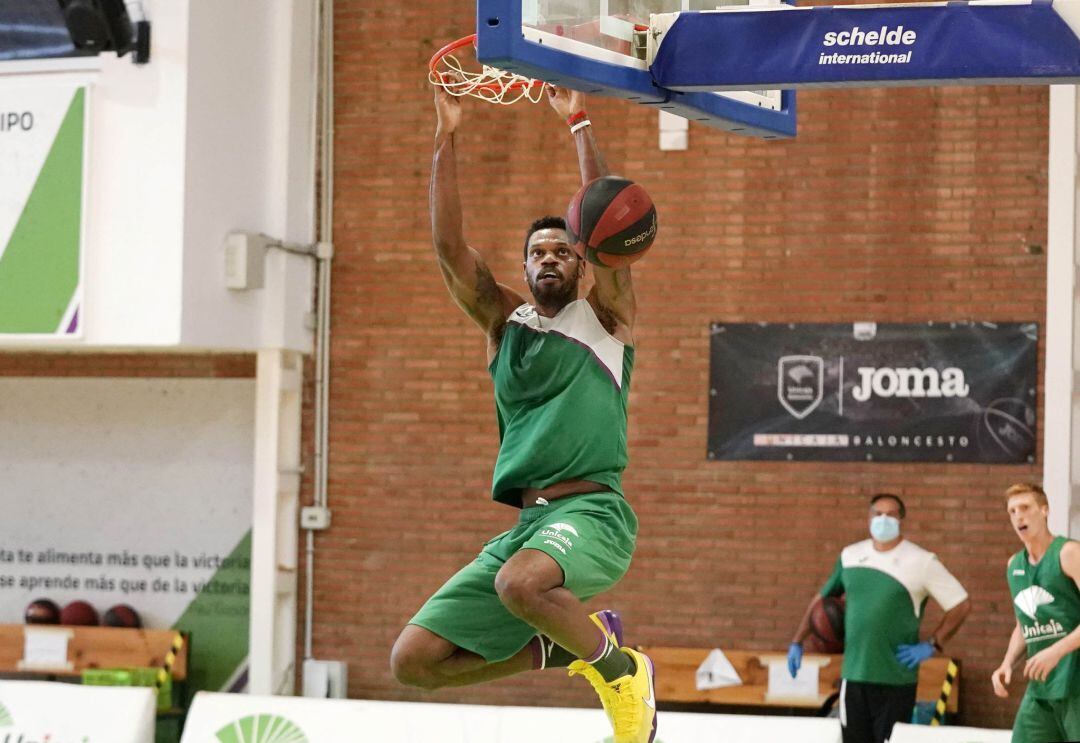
top-left (429, 34), bottom-right (545, 93)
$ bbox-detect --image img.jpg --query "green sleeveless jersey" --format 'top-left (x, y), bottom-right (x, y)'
top-left (1007, 536), bottom-right (1080, 699)
top-left (489, 300), bottom-right (633, 508)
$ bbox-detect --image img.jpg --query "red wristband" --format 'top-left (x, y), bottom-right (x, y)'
top-left (567, 110), bottom-right (588, 127)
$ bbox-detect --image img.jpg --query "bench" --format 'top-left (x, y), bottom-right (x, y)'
top-left (639, 647), bottom-right (958, 715)
top-left (0, 623), bottom-right (188, 681)
top-left (0, 623), bottom-right (189, 718)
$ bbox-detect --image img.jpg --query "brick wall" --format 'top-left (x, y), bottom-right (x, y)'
top-left (0, 1), bottom-right (1047, 731)
top-left (327, 0), bottom-right (1046, 729)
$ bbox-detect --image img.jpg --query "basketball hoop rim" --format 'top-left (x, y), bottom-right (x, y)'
top-left (429, 33), bottom-right (546, 93)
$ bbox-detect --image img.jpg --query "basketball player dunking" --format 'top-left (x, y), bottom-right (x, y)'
top-left (388, 83), bottom-right (656, 743)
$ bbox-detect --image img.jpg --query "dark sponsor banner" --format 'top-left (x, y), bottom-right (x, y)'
top-left (708, 322), bottom-right (1038, 463)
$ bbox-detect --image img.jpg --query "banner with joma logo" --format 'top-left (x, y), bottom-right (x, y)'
top-left (708, 322), bottom-right (1037, 462)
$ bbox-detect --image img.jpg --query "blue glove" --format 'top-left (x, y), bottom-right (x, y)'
top-left (787, 642), bottom-right (803, 678)
top-left (895, 640), bottom-right (935, 669)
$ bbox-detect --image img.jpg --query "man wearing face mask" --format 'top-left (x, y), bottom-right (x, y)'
top-left (787, 493), bottom-right (971, 743)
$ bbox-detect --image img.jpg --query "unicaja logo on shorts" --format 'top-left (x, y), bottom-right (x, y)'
top-left (777, 355), bottom-right (823, 419)
top-left (215, 714), bottom-right (308, 743)
top-left (0, 700), bottom-right (12, 726)
top-left (540, 522), bottom-right (579, 555)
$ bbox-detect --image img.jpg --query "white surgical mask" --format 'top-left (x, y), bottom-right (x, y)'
top-left (870, 514), bottom-right (900, 542)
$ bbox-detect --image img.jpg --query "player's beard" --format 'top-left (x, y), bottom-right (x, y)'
top-left (528, 273), bottom-right (578, 308)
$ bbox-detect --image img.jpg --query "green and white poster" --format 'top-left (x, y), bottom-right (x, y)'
top-left (0, 378), bottom-right (253, 702)
top-left (0, 81), bottom-right (86, 336)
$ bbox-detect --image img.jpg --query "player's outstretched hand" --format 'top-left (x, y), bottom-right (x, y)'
top-left (895, 641), bottom-right (935, 670)
top-left (547, 84), bottom-right (584, 121)
top-left (786, 642), bottom-right (803, 678)
top-left (991, 662), bottom-right (1012, 698)
top-left (433, 72), bottom-right (463, 137)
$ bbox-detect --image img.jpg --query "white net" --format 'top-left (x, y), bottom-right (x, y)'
top-left (429, 37), bottom-right (547, 105)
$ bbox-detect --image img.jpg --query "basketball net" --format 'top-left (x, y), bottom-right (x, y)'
top-left (429, 34), bottom-right (547, 105)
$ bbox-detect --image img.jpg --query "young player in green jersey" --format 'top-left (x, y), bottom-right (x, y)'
top-left (788, 493), bottom-right (971, 743)
top-left (388, 81), bottom-right (656, 743)
top-left (993, 483), bottom-right (1080, 743)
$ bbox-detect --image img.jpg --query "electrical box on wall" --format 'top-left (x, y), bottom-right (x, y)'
top-left (224, 232), bottom-right (268, 290)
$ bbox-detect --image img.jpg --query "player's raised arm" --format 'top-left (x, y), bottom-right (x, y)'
top-left (547, 86), bottom-right (636, 344)
top-left (431, 81), bottom-right (524, 345)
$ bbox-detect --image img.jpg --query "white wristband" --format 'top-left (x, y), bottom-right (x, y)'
top-left (570, 119), bottom-right (592, 134)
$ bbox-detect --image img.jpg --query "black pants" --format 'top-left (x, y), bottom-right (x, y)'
top-left (840, 680), bottom-right (917, 743)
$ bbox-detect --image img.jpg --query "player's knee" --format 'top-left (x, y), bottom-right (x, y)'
top-left (389, 637), bottom-right (444, 690)
top-left (494, 568), bottom-right (542, 620)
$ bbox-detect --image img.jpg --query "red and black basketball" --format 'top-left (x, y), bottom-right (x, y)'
top-left (103, 603), bottom-right (143, 628)
top-left (806, 595), bottom-right (845, 654)
top-left (24, 598), bottom-right (61, 625)
top-left (59, 600), bottom-right (100, 626)
top-left (565, 175), bottom-right (657, 268)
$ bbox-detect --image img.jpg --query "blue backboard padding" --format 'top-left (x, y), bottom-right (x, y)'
top-left (661, 89), bottom-right (797, 138)
top-left (652, 0), bottom-right (1080, 90)
top-left (475, 0), bottom-right (796, 137)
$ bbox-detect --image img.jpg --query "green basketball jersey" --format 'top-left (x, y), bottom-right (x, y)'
top-left (489, 300), bottom-right (633, 508)
top-left (1007, 536), bottom-right (1080, 700)
top-left (820, 539), bottom-right (968, 685)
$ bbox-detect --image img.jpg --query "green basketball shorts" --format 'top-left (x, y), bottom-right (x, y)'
top-left (1012, 690), bottom-right (1080, 743)
top-left (408, 491), bottom-right (638, 663)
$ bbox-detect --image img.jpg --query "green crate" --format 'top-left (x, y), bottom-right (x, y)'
top-left (82, 667), bottom-right (172, 712)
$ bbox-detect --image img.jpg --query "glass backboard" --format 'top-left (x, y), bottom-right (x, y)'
top-left (475, 0), bottom-right (796, 137)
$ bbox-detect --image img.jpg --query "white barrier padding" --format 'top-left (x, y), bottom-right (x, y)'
top-left (890, 722), bottom-right (1012, 743)
top-left (0, 680), bottom-right (155, 742)
top-left (182, 693), bottom-right (845, 743)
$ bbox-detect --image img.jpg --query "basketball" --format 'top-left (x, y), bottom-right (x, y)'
top-left (565, 176), bottom-right (657, 268)
top-left (103, 603), bottom-right (143, 628)
top-left (60, 600), bottom-right (100, 626)
top-left (806, 595), bottom-right (845, 653)
top-left (24, 598), bottom-right (61, 625)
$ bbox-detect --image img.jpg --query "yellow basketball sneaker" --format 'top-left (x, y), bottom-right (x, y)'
top-left (568, 610), bottom-right (624, 725)
top-left (604, 647), bottom-right (657, 743)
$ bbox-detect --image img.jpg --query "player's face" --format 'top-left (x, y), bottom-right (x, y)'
top-left (1008, 493), bottom-right (1049, 541)
top-left (524, 228), bottom-right (582, 304)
